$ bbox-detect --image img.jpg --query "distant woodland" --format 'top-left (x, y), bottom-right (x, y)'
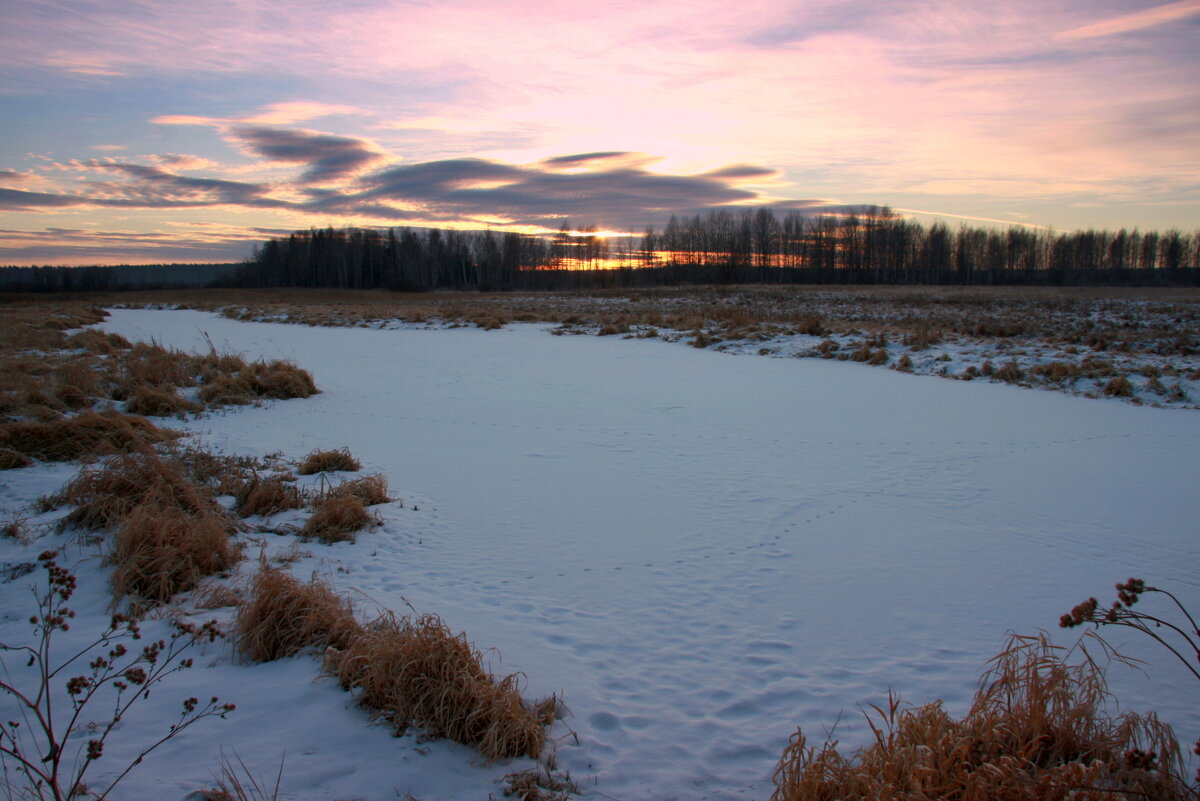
top-left (3, 207), bottom-right (1198, 292)
top-left (0, 263), bottom-right (238, 293)
top-left (230, 208), bottom-right (1200, 290)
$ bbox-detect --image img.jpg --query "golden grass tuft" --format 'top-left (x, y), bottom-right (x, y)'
top-left (772, 633), bottom-right (1190, 801)
top-left (297, 447), bottom-right (361, 474)
top-left (325, 474), bottom-right (390, 506)
top-left (235, 567), bottom-right (360, 662)
top-left (125, 386), bottom-right (202, 417)
top-left (1104, 374), bottom-right (1135, 397)
top-left (56, 451), bottom-right (218, 531)
top-left (197, 374), bottom-right (256, 406)
top-left (236, 475), bottom-right (304, 518)
top-left (0, 447), bottom-right (33, 470)
top-left (110, 493), bottom-right (240, 604)
top-left (301, 495), bottom-right (374, 543)
top-left (244, 360), bottom-right (319, 400)
top-left (326, 612), bottom-right (548, 761)
top-left (0, 410), bottom-right (180, 462)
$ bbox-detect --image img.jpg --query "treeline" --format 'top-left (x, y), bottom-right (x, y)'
top-left (232, 209), bottom-right (1200, 290)
top-left (0, 263), bottom-right (239, 292)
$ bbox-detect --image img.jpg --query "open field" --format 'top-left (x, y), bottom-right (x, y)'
top-left (1, 292), bottom-right (1198, 800)
top-left (81, 284), bottom-right (1200, 408)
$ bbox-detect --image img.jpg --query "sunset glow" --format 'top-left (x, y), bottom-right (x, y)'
top-left (2, 0), bottom-right (1198, 264)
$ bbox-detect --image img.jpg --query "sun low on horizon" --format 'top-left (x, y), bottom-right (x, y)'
top-left (1, 0), bottom-right (1198, 265)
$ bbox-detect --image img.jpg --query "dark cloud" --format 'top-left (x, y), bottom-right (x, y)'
top-left (1, 162), bottom-right (287, 212)
top-left (82, 161), bottom-right (279, 207)
top-left (229, 126), bottom-right (387, 184)
top-left (541, 151), bottom-right (633, 167)
top-left (3, 135), bottom-right (855, 236)
top-left (342, 156), bottom-right (774, 229)
top-left (0, 187), bottom-right (82, 209)
top-left (702, 165), bottom-right (777, 180)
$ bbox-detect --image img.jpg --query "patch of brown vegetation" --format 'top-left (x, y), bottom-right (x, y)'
top-left (297, 447), bottom-right (361, 474)
top-left (54, 451), bottom-right (218, 531)
top-left (124, 386), bottom-right (202, 417)
top-left (110, 492), bottom-right (239, 604)
top-left (772, 634), bottom-right (1190, 801)
top-left (325, 474), bottom-right (390, 506)
top-left (235, 567), bottom-right (359, 662)
top-left (301, 495), bottom-right (374, 543)
top-left (326, 612), bottom-right (549, 761)
top-left (236, 475), bottom-right (304, 518)
top-left (0, 410), bottom-right (180, 463)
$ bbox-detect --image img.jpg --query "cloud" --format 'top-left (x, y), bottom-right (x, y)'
top-left (0, 169), bottom-right (37, 186)
top-left (342, 154), bottom-right (796, 229)
top-left (226, 126), bottom-right (390, 184)
top-left (151, 101), bottom-right (364, 129)
top-left (241, 101), bottom-right (363, 125)
top-left (0, 225), bottom-right (261, 265)
top-left (0, 187), bottom-right (81, 210)
top-left (0, 161), bottom-right (284, 211)
top-left (1058, 0), bottom-right (1200, 40)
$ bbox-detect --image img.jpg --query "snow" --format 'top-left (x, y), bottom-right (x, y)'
top-left (2, 307), bottom-right (1198, 800)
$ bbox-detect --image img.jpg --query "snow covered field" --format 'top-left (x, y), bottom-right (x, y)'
top-left (3, 307), bottom-right (1198, 800)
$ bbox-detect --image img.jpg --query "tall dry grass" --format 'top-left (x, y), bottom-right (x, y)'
top-left (236, 564), bottom-right (554, 761)
top-left (772, 633), bottom-right (1191, 801)
top-left (297, 447), bottom-right (361, 474)
top-left (54, 451), bottom-right (216, 531)
top-left (110, 492), bottom-right (239, 603)
top-left (326, 612), bottom-right (551, 761)
top-left (0, 410), bottom-right (180, 464)
top-left (235, 475), bottom-right (303, 518)
top-left (301, 495), bottom-right (374, 543)
top-left (235, 567), bottom-right (360, 662)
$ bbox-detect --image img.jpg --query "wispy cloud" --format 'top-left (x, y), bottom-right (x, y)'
top-left (1058, 0), bottom-right (1200, 40)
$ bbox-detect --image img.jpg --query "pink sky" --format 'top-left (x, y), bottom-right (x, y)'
top-left (1, 0), bottom-right (1197, 264)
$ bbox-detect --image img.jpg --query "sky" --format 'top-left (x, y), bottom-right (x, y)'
top-left (1, 0), bottom-right (1198, 265)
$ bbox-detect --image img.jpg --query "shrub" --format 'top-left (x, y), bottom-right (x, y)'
top-left (297, 447), bottom-right (361, 474)
top-left (772, 633), bottom-right (1191, 801)
top-left (235, 567), bottom-right (360, 662)
top-left (0, 551), bottom-right (234, 801)
top-left (326, 612), bottom-right (549, 761)
top-left (301, 496), bottom-right (373, 543)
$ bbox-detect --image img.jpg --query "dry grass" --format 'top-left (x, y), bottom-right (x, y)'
top-left (0, 447), bottom-right (33, 470)
top-left (124, 386), bottom-right (202, 417)
top-left (236, 475), bottom-right (304, 518)
top-left (235, 566), bottom-right (360, 662)
top-left (54, 451), bottom-right (218, 531)
top-left (324, 474), bottom-right (390, 506)
top-left (110, 492), bottom-right (239, 604)
top-left (298, 447), bottom-right (361, 474)
top-left (772, 633), bottom-right (1191, 801)
top-left (325, 612), bottom-right (549, 761)
top-left (0, 410), bottom-right (180, 463)
top-left (301, 495), bottom-right (374, 543)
